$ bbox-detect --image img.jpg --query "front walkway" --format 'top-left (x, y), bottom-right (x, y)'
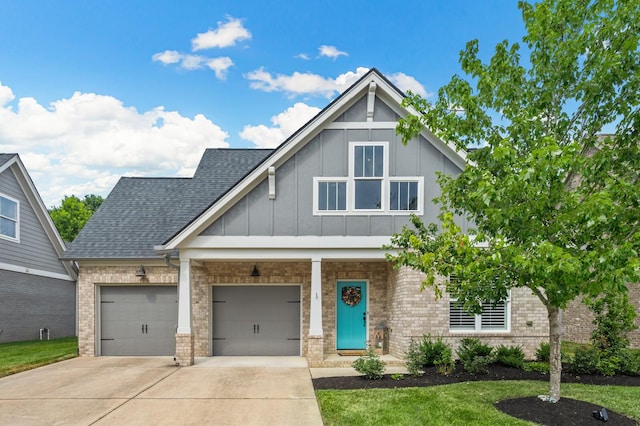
top-left (0, 357), bottom-right (322, 426)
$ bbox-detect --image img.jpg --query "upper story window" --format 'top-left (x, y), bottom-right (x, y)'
top-left (313, 141), bottom-right (423, 215)
top-left (317, 180), bottom-right (347, 211)
top-left (352, 143), bottom-right (385, 210)
top-left (0, 194), bottom-right (19, 241)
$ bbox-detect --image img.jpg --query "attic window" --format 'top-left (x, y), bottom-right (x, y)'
top-left (313, 141), bottom-right (423, 215)
top-left (0, 194), bottom-right (18, 241)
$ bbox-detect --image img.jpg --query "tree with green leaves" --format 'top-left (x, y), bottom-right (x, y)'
top-left (49, 194), bottom-right (103, 242)
top-left (388, 0), bottom-right (639, 401)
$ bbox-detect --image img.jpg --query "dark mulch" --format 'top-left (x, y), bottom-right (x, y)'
top-left (312, 364), bottom-right (640, 425)
top-left (496, 396), bottom-right (636, 426)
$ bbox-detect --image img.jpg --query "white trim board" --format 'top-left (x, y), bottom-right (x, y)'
top-left (0, 262), bottom-right (76, 282)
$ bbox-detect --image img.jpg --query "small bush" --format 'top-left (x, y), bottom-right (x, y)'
top-left (523, 361), bottom-right (550, 374)
top-left (619, 349), bottom-right (640, 376)
top-left (435, 349), bottom-right (456, 376)
top-left (405, 335), bottom-right (454, 376)
top-left (535, 342), bottom-right (550, 362)
top-left (352, 347), bottom-right (386, 379)
top-left (456, 338), bottom-right (494, 374)
top-left (569, 346), bottom-right (599, 375)
top-left (495, 345), bottom-right (525, 368)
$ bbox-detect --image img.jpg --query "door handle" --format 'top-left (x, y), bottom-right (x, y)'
top-left (362, 312), bottom-right (367, 327)
top-left (142, 324), bottom-right (145, 334)
top-left (253, 324), bottom-right (256, 334)
top-left (257, 324), bottom-right (259, 334)
top-left (145, 324), bottom-right (148, 334)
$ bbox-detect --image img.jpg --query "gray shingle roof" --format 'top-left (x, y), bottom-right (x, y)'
top-left (0, 153), bottom-right (17, 168)
top-left (63, 148), bottom-right (273, 259)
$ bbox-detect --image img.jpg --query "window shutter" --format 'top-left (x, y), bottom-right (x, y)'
top-left (449, 302), bottom-right (475, 330)
top-left (480, 302), bottom-right (507, 330)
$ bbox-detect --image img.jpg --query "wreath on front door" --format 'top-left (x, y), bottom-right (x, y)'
top-left (342, 286), bottom-right (362, 307)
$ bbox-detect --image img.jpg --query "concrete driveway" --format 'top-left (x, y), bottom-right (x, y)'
top-left (0, 357), bottom-right (323, 426)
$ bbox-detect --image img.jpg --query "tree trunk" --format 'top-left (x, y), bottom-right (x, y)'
top-left (548, 305), bottom-right (562, 401)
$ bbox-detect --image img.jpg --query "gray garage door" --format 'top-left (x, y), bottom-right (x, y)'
top-left (212, 286), bottom-right (300, 356)
top-left (100, 286), bottom-right (177, 356)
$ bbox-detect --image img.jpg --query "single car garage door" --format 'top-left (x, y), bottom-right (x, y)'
top-left (212, 286), bottom-right (300, 356)
top-left (100, 286), bottom-right (177, 356)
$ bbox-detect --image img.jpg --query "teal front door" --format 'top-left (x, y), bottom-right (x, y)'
top-left (336, 281), bottom-right (367, 349)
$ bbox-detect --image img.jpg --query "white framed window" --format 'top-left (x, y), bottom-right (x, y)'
top-left (315, 179), bottom-right (347, 211)
top-left (0, 194), bottom-right (19, 241)
top-left (389, 180), bottom-right (420, 211)
top-left (449, 294), bottom-right (510, 332)
top-left (313, 141), bottom-right (423, 215)
top-left (351, 143), bottom-right (385, 211)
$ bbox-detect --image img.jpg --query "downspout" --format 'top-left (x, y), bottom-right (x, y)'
top-left (164, 253), bottom-right (180, 270)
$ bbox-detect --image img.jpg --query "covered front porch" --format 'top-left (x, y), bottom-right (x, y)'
top-left (173, 256), bottom-right (402, 367)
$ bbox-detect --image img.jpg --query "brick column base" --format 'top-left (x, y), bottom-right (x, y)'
top-left (175, 333), bottom-right (194, 366)
top-left (307, 335), bottom-right (324, 367)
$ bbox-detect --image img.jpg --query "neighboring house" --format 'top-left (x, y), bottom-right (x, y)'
top-left (64, 69), bottom-right (549, 366)
top-left (0, 154), bottom-right (77, 343)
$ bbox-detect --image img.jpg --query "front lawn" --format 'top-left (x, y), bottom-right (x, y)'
top-left (0, 336), bottom-right (78, 377)
top-left (316, 381), bottom-right (640, 425)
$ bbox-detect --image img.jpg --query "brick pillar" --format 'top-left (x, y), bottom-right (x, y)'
top-left (307, 335), bottom-right (324, 367)
top-left (175, 333), bottom-right (194, 366)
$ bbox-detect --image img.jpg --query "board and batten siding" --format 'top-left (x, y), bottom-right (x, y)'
top-left (0, 167), bottom-right (68, 275)
top-left (200, 93), bottom-right (467, 238)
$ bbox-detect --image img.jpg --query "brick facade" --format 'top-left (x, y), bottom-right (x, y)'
top-left (564, 284), bottom-right (640, 349)
top-left (77, 260), bottom-right (554, 362)
top-left (386, 266), bottom-right (549, 358)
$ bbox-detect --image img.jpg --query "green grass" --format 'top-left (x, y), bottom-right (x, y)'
top-left (0, 337), bottom-right (78, 377)
top-left (316, 381), bottom-right (640, 425)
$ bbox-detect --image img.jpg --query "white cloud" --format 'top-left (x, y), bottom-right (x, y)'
top-left (240, 102), bottom-right (321, 148)
top-left (295, 53), bottom-right (310, 60)
top-left (206, 57), bottom-right (234, 79)
top-left (151, 50), bottom-right (181, 65)
top-left (318, 45), bottom-right (348, 60)
top-left (245, 67), bottom-right (369, 98)
top-left (0, 82), bottom-right (229, 207)
top-left (0, 82), bottom-right (15, 105)
top-left (152, 51), bottom-right (233, 79)
top-left (387, 72), bottom-right (430, 98)
top-left (192, 16), bottom-right (251, 51)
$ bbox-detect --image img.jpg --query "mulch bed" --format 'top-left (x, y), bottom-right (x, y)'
top-left (312, 364), bottom-right (640, 425)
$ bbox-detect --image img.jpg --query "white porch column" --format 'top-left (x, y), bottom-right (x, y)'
top-left (176, 258), bottom-right (191, 334)
top-left (309, 257), bottom-right (323, 336)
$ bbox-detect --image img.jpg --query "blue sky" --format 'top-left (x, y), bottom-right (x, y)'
top-left (0, 0), bottom-right (526, 207)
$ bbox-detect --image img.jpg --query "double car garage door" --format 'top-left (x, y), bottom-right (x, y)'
top-left (100, 285), bottom-right (300, 356)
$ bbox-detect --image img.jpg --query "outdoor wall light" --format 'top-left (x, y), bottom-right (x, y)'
top-left (251, 265), bottom-right (260, 277)
top-left (136, 265), bottom-right (146, 277)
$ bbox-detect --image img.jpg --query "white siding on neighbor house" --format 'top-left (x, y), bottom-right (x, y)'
top-left (200, 94), bottom-right (469, 238)
top-left (0, 167), bottom-right (67, 275)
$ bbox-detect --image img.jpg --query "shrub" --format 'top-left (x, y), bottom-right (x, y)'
top-left (456, 338), bottom-right (494, 374)
top-left (523, 361), bottom-right (550, 374)
top-left (569, 346), bottom-right (599, 375)
top-left (435, 348), bottom-right (456, 376)
top-left (587, 292), bottom-right (637, 354)
top-left (495, 345), bottom-right (525, 368)
top-left (618, 349), bottom-right (640, 376)
top-left (405, 335), bottom-right (454, 376)
top-left (352, 347), bottom-right (386, 379)
top-left (535, 342), bottom-right (550, 362)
